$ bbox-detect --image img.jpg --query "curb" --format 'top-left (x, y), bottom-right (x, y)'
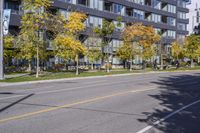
top-left (0, 70), bottom-right (199, 87)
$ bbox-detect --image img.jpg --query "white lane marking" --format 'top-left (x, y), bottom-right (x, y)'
top-left (136, 99), bottom-right (200, 133)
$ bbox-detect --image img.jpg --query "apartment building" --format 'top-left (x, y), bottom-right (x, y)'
top-left (4, 0), bottom-right (190, 66)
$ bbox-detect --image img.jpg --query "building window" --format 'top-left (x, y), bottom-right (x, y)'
top-left (90, 0), bottom-right (103, 10)
top-left (134, 0), bottom-right (145, 5)
top-left (167, 17), bottom-right (176, 26)
top-left (167, 30), bottom-right (176, 39)
top-left (77, 0), bottom-right (89, 6)
top-left (112, 39), bottom-right (123, 51)
top-left (177, 23), bottom-right (187, 31)
top-left (113, 4), bottom-right (124, 15)
top-left (177, 0), bottom-right (186, 8)
top-left (152, 14), bottom-right (161, 23)
top-left (177, 11), bottom-right (186, 19)
top-left (133, 9), bottom-right (144, 20)
top-left (167, 4), bottom-right (176, 13)
top-left (177, 34), bottom-right (186, 42)
top-left (59, 9), bottom-right (70, 19)
top-left (151, 0), bottom-right (161, 9)
top-left (88, 16), bottom-right (103, 28)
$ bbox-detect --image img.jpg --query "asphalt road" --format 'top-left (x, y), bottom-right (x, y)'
top-left (0, 71), bottom-right (200, 133)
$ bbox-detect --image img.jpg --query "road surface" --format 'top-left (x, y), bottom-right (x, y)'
top-left (0, 71), bottom-right (200, 133)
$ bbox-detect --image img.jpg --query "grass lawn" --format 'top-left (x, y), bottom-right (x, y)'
top-left (159, 66), bottom-right (200, 72)
top-left (1, 66), bottom-right (200, 83)
top-left (2, 70), bottom-right (137, 83)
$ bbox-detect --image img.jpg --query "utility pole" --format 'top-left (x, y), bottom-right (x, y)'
top-left (0, 0), bottom-right (4, 80)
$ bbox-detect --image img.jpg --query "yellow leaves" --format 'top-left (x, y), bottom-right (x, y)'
top-left (172, 42), bottom-right (183, 59)
top-left (87, 48), bottom-right (102, 62)
top-left (3, 35), bottom-right (14, 48)
top-left (184, 35), bottom-right (200, 59)
top-left (23, 0), bottom-right (51, 10)
top-left (55, 34), bottom-right (87, 59)
top-left (122, 23), bottom-right (160, 60)
top-left (123, 23), bottom-right (160, 47)
top-left (65, 12), bottom-right (87, 34)
top-left (142, 45), bottom-right (156, 60)
top-left (3, 35), bottom-right (15, 60)
top-left (54, 12), bottom-right (87, 60)
top-left (117, 43), bottom-right (132, 60)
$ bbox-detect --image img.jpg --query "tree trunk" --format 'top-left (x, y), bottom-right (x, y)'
top-left (191, 59), bottom-right (194, 68)
top-left (91, 62), bottom-right (94, 70)
top-left (130, 60), bottom-right (132, 71)
top-left (36, 45), bottom-right (39, 78)
top-left (28, 61), bottom-right (32, 72)
top-left (76, 54), bottom-right (79, 75)
top-left (160, 54), bottom-right (163, 70)
top-left (106, 56), bottom-right (110, 73)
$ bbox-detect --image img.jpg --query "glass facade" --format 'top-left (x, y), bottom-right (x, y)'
top-left (167, 4), bottom-right (176, 13)
top-left (152, 14), bottom-right (161, 23)
top-left (177, 23), bottom-right (187, 31)
top-left (90, 0), bottom-right (103, 10)
top-left (167, 17), bottom-right (176, 26)
top-left (113, 4), bottom-right (124, 15)
top-left (177, 11), bottom-right (186, 19)
top-left (151, 0), bottom-right (161, 9)
top-left (177, 0), bottom-right (186, 8)
top-left (133, 9), bottom-right (144, 20)
top-left (134, 0), bottom-right (145, 5)
top-left (88, 16), bottom-right (103, 27)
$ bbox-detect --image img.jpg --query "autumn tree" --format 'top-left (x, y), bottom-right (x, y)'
top-left (171, 41), bottom-right (184, 60)
top-left (87, 48), bottom-right (102, 70)
top-left (17, 0), bottom-right (52, 76)
top-left (184, 34), bottom-right (200, 67)
top-left (117, 42), bottom-right (140, 71)
top-left (122, 23), bottom-right (160, 69)
top-left (94, 19), bottom-right (115, 72)
top-left (54, 12), bottom-right (87, 75)
top-left (85, 36), bottom-right (102, 70)
top-left (3, 35), bottom-right (16, 65)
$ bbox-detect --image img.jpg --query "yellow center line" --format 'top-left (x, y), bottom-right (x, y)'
top-left (0, 88), bottom-right (157, 124)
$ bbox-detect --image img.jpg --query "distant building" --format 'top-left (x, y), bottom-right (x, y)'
top-left (187, 1), bottom-right (200, 34)
top-left (4, 0), bottom-right (190, 67)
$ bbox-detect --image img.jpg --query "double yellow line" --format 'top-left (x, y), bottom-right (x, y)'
top-left (0, 88), bottom-right (157, 123)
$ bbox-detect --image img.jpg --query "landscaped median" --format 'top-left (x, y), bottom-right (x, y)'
top-left (1, 67), bottom-right (200, 83)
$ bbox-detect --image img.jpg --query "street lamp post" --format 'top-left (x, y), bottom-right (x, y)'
top-left (0, 0), bottom-right (4, 80)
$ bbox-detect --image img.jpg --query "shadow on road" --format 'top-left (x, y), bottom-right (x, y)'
top-left (138, 73), bottom-right (200, 133)
top-left (0, 94), bottom-right (34, 113)
top-left (0, 92), bottom-right (15, 95)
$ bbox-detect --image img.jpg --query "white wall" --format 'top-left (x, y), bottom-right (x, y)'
top-left (187, 0), bottom-right (200, 35)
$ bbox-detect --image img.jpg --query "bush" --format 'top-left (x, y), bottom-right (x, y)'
top-left (5, 66), bottom-right (28, 73)
top-left (180, 62), bottom-right (188, 67)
